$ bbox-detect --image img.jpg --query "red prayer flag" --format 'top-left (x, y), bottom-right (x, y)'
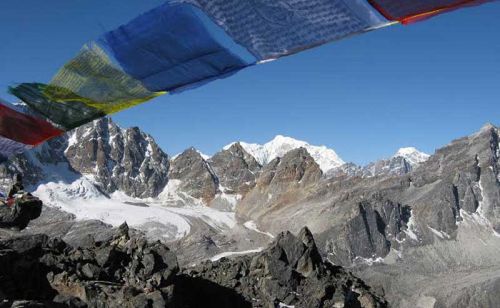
top-left (368, 0), bottom-right (496, 24)
top-left (0, 103), bottom-right (63, 146)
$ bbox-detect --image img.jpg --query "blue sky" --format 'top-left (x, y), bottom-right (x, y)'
top-left (1, 1), bottom-right (499, 164)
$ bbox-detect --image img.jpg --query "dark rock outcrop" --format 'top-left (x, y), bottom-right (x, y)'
top-left (0, 194), bottom-right (42, 230)
top-left (0, 224), bottom-right (178, 307)
top-left (0, 224), bottom-right (385, 307)
top-left (184, 227), bottom-right (387, 308)
top-left (324, 195), bottom-right (411, 264)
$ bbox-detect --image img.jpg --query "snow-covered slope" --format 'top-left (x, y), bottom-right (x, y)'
top-left (224, 135), bottom-right (345, 173)
top-left (34, 175), bottom-right (236, 242)
top-left (393, 147), bottom-right (430, 166)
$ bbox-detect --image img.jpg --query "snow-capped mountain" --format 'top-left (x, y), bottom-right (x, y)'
top-left (326, 147), bottom-right (430, 178)
top-left (393, 147), bottom-right (430, 166)
top-left (224, 135), bottom-right (345, 173)
top-left (360, 147), bottom-right (430, 178)
top-left (0, 117), bottom-right (432, 246)
top-left (0, 117), bottom-right (170, 200)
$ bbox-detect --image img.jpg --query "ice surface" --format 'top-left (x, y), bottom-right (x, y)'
top-left (34, 176), bottom-right (237, 242)
top-left (244, 220), bottom-right (274, 239)
top-left (210, 248), bottom-right (264, 261)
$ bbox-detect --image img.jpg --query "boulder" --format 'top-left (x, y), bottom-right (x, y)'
top-left (0, 194), bottom-right (42, 230)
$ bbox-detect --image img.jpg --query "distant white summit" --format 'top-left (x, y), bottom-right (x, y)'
top-left (225, 135), bottom-right (345, 173)
top-left (393, 147), bottom-right (430, 166)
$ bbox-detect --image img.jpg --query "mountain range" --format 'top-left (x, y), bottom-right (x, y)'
top-left (0, 117), bottom-right (431, 211)
top-left (1, 118), bottom-right (499, 307)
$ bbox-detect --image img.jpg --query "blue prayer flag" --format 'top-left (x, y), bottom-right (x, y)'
top-left (102, 3), bottom-right (252, 93)
top-left (183, 0), bottom-right (388, 60)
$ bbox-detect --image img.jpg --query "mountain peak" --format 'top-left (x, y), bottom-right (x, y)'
top-left (394, 147), bottom-right (419, 156)
top-left (480, 122), bottom-right (497, 132)
top-left (224, 142), bottom-right (245, 153)
top-left (393, 147), bottom-right (430, 166)
top-left (173, 147), bottom-right (210, 161)
top-left (270, 135), bottom-right (298, 143)
top-left (257, 147), bottom-right (322, 186)
top-left (226, 135), bottom-right (344, 173)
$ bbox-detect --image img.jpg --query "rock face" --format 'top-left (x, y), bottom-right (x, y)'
top-left (237, 147), bottom-right (323, 219)
top-left (323, 194), bottom-right (412, 264)
top-left (410, 124), bottom-right (500, 233)
top-left (361, 156), bottom-right (412, 178)
top-left (325, 162), bottom-right (362, 179)
top-left (259, 147), bottom-right (323, 186)
top-left (0, 118), bottom-right (169, 199)
top-left (0, 223), bottom-right (385, 308)
top-left (209, 142), bottom-right (261, 196)
top-left (65, 118), bottom-right (169, 198)
top-left (168, 147), bottom-right (219, 204)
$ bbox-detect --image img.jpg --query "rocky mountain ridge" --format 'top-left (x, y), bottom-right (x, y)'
top-left (326, 147), bottom-right (430, 179)
top-left (238, 123), bottom-right (500, 307)
top-left (0, 117), bottom-right (429, 205)
top-left (224, 136), bottom-right (430, 178)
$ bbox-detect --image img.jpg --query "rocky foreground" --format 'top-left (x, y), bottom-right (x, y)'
top-left (0, 222), bottom-right (386, 308)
